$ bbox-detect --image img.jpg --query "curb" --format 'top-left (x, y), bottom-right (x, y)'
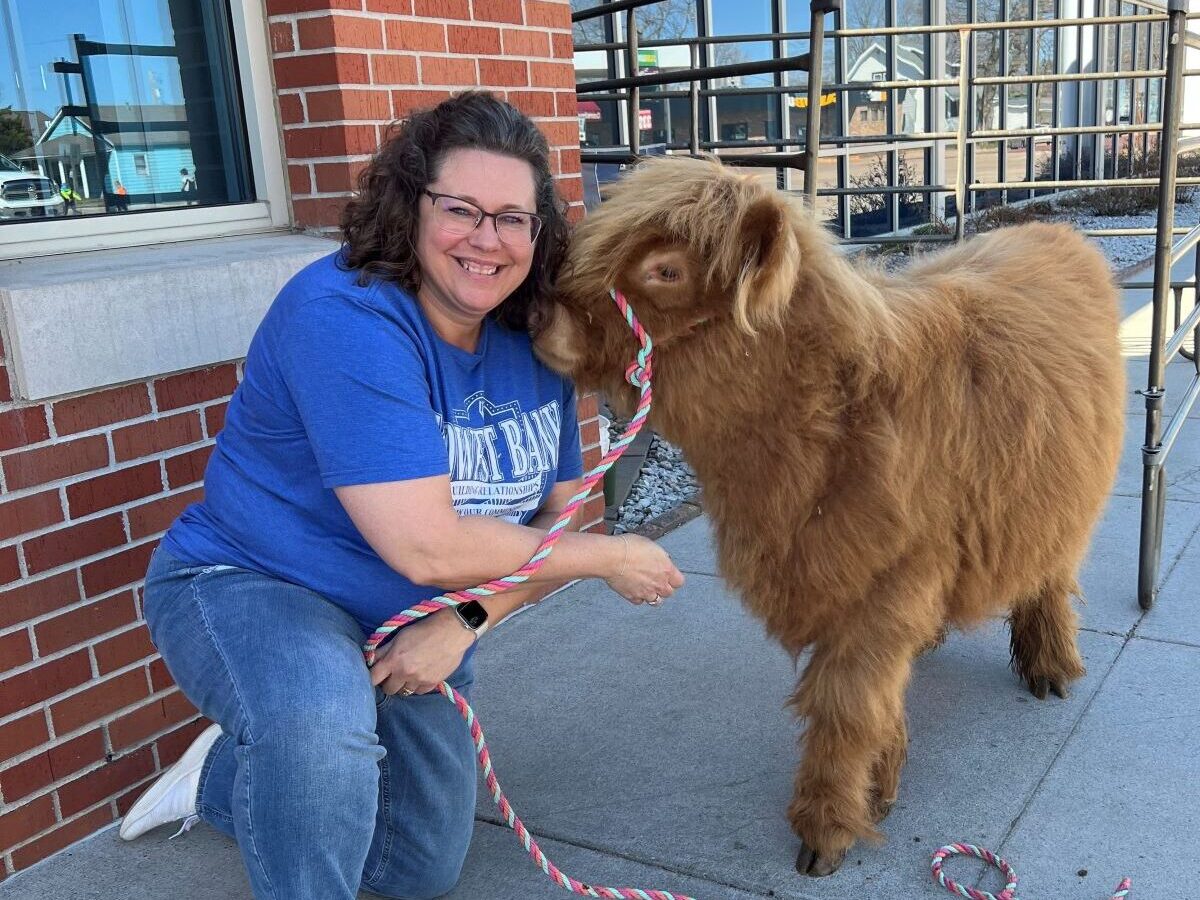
top-left (626, 498), bottom-right (704, 541)
top-left (1115, 254), bottom-right (1155, 283)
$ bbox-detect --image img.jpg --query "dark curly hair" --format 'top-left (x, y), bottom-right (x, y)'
top-left (339, 91), bottom-right (569, 335)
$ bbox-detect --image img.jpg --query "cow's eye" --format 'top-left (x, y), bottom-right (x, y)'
top-left (657, 265), bottom-right (681, 282)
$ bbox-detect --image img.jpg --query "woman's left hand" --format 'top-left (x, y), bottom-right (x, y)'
top-left (369, 609), bottom-right (475, 696)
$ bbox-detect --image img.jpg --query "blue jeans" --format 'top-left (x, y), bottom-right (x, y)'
top-left (143, 548), bottom-right (478, 900)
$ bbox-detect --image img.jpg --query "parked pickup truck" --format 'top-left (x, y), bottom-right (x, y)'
top-left (0, 155), bottom-right (65, 220)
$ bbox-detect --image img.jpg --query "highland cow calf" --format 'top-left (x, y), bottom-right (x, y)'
top-left (535, 156), bottom-right (1124, 877)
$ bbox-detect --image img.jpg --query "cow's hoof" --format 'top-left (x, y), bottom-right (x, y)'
top-left (795, 843), bottom-right (846, 877)
top-left (1028, 676), bottom-right (1070, 700)
top-left (870, 796), bottom-right (896, 824)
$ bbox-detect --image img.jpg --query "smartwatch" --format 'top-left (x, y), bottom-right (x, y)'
top-left (454, 600), bottom-right (490, 639)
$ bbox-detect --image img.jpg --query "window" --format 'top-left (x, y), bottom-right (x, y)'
top-left (0, 0), bottom-right (287, 259)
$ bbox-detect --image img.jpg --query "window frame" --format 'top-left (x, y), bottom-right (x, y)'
top-left (0, 0), bottom-right (289, 262)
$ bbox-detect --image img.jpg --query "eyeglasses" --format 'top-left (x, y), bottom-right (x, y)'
top-left (424, 190), bottom-right (543, 247)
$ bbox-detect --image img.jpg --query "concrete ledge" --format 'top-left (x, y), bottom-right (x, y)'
top-left (0, 232), bottom-right (337, 401)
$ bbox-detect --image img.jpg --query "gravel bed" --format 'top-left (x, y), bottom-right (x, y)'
top-left (1069, 195), bottom-right (1200, 273)
top-left (605, 199), bottom-right (1191, 533)
top-left (606, 420), bottom-right (699, 534)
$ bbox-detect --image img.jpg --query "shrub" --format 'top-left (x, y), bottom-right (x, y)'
top-left (848, 156), bottom-right (922, 216)
top-left (969, 200), bottom-right (1056, 233)
top-left (1064, 145), bottom-right (1200, 216)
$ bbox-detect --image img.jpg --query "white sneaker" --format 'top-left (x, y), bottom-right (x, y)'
top-left (119, 723), bottom-right (222, 841)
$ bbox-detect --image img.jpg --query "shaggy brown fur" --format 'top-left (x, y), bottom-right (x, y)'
top-left (535, 156), bottom-right (1124, 877)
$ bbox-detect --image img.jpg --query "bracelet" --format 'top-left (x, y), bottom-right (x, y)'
top-left (616, 533), bottom-right (630, 577)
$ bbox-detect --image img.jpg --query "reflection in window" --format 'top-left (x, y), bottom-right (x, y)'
top-left (640, 96), bottom-right (695, 147)
top-left (896, 0), bottom-right (926, 27)
top-left (782, 36), bottom-right (837, 148)
top-left (777, 35), bottom-right (835, 88)
top-left (633, 0), bottom-right (697, 41)
top-left (711, 41), bottom-right (774, 88)
top-left (715, 93), bottom-right (780, 145)
top-left (1008, 1), bottom-right (1032, 77)
top-left (571, 0), bottom-right (609, 47)
top-left (710, 0), bottom-right (770, 35)
top-left (1032, 137), bottom-right (1054, 194)
top-left (1007, 137), bottom-right (1032, 200)
top-left (0, 0), bottom-right (253, 224)
top-left (577, 99), bottom-right (621, 148)
top-left (974, 140), bottom-right (1002, 209)
top-left (811, 153), bottom-right (840, 225)
top-left (1008, 84), bottom-right (1030, 130)
top-left (896, 41), bottom-right (926, 135)
top-left (842, 0), bottom-right (887, 139)
top-left (897, 148), bottom-right (927, 227)
top-left (633, 43), bottom-right (697, 91)
top-left (847, 152), bottom-right (889, 237)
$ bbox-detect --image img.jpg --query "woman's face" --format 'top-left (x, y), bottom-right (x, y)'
top-left (415, 148), bottom-right (539, 329)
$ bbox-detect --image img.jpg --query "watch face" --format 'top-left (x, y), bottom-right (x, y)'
top-left (458, 601), bottom-right (488, 630)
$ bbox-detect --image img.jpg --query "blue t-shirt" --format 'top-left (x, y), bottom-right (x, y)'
top-left (164, 251), bottom-right (584, 633)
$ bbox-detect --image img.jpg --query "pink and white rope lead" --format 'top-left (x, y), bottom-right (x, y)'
top-left (931, 842), bottom-right (1131, 900)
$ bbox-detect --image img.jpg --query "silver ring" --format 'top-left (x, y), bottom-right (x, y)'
top-left (647, 594), bottom-right (662, 606)
top-left (398, 687), bottom-right (415, 697)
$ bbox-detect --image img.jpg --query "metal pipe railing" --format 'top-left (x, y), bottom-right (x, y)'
top-left (1138, 0), bottom-right (1193, 609)
top-left (1164, 298), bottom-right (1200, 360)
top-left (580, 150), bottom-right (807, 169)
top-left (970, 176), bottom-right (1200, 190)
top-left (571, 0), bottom-right (666, 24)
top-left (626, 6), bottom-right (639, 157)
top-left (804, 0), bottom-right (836, 207)
top-left (829, 15), bottom-right (1167, 38)
top-left (576, 54), bottom-right (809, 94)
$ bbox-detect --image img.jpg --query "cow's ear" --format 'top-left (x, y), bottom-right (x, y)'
top-left (732, 194), bottom-right (799, 335)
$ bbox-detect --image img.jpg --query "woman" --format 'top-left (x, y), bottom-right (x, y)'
top-left (120, 92), bottom-right (684, 900)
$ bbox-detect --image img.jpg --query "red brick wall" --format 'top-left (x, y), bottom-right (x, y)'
top-left (0, 354), bottom-right (236, 877)
top-left (0, 0), bottom-right (596, 879)
top-left (266, 0), bottom-right (585, 234)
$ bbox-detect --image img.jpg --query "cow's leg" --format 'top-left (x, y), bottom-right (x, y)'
top-left (867, 714), bottom-right (907, 824)
top-left (788, 569), bottom-right (942, 877)
top-left (1008, 574), bottom-right (1086, 700)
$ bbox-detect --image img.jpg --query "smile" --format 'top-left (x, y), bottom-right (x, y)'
top-left (456, 258), bottom-right (501, 276)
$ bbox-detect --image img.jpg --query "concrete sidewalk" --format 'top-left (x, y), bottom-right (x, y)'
top-left (5, 283), bottom-right (1200, 898)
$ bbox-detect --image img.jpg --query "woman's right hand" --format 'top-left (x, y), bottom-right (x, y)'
top-left (604, 534), bottom-right (685, 605)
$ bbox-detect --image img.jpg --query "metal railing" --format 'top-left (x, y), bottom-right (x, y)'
top-left (573, 0), bottom-right (1199, 609)
top-left (810, 0), bottom-right (1200, 609)
top-left (573, 0), bottom-right (818, 170)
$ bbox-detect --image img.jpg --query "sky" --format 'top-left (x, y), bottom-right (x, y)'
top-left (1, 0), bottom-right (183, 119)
